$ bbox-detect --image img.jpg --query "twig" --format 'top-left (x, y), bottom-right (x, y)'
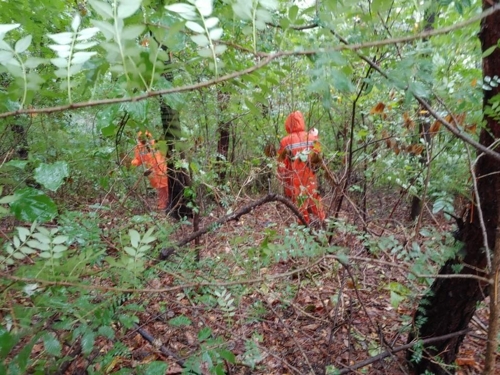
top-left (335, 329), bottom-right (470, 374)
top-left (133, 323), bottom-right (186, 367)
top-left (160, 193), bottom-right (307, 259)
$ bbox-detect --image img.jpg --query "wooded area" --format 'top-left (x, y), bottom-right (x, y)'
top-left (0, 0), bottom-right (499, 374)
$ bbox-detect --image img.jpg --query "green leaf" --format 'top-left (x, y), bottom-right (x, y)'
top-left (117, 0), bottom-right (142, 18)
top-left (288, 5), bottom-right (299, 21)
top-left (195, 0), bottom-right (213, 17)
top-left (14, 35), bottom-right (32, 54)
top-left (168, 315), bottom-right (192, 327)
top-left (141, 361), bottom-right (168, 375)
top-left (197, 327), bottom-right (211, 341)
top-left (124, 246), bottom-right (137, 256)
top-left (81, 331), bottom-right (95, 355)
top-left (121, 25), bottom-right (145, 40)
top-left (10, 188), bottom-right (58, 223)
top-left (0, 330), bottom-right (17, 359)
top-left (0, 24), bottom-right (20, 34)
top-left (97, 326), bottom-right (115, 339)
top-left (42, 332), bottom-right (61, 357)
top-left (483, 45), bottom-right (496, 58)
top-left (218, 349), bottom-right (236, 364)
top-left (52, 235), bottom-right (68, 245)
top-left (47, 32), bottom-right (74, 45)
top-left (16, 227), bottom-right (30, 242)
top-left (185, 21), bottom-right (205, 33)
top-left (34, 162), bottom-right (70, 192)
top-left (331, 69), bottom-right (354, 93)
top-left (0, 195), bottom-right (17, 204)
top-left (166, 3), bottom-right (197, 20)
top-left (191, 34), bottom-right (209, 47)
top-left (129, 229), bottom-right (140, 248)
top-left (88, 0), bottom-right (113, 19)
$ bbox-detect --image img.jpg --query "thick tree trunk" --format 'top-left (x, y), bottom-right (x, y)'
top-left (406, 3), bottom-right (500, 374)
top-left (160, 50), bottom-right (192, 219)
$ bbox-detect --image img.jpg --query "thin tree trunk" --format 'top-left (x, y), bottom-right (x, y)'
top-left (406, 3), bottom-right (500, 373)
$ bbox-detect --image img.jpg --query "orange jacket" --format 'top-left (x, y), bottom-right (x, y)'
top-left (277, 112), bottom-right (321, 197)
top-left (131, 131), bottom-right (168, 189)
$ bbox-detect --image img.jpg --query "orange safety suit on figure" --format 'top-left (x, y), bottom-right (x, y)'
top-left (131, 131), bottom-right (169, 211)
top-left (277, 111), bottom-right (326, 224)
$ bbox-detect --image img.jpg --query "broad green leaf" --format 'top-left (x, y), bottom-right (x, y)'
top-left (12, 252), bottom-right (26, 260)
top-left (185, 21), bottom-right (205, 33)
top-left (14, 35), bottom-right (32, 54)
top-left (71, 14), bottom-right (82, 32)
top-left (214, 44), bottom-right (226, 55)
top-left (483, 45), bottom-right (496, 58)
top-left (0, 194), bottom-right (17, 204)
top-left (168, 315), bottom-right (192, 327)
top-left (195, 0), bottom-right (213, 17)
top-left (71, 51), bottom-right (96, 65)
top-left (88, 0), bottom-right (113, 19)
top-left (52, 235), bottom-right (68, 245)
top-left (17, 227), bottom-right (30, 242)
top-left (34, 162), bottom-right (70, 192)
top-left (0, 330), bottom-right (17, 359)
top-left (0, 50), bottom-right (14, 63)
top-left (331, 69), bottom-right (354, 93)
top-left (209, 28), bottom-right (223, 41)
top-left (166, 3), bottom-right (197, 20)
top-left (129, 229), bottom-right (140, 248)
top-left (198, 47), bottom-right (212, 58)
top-left (218, 349), bottom-right (236, 364)
top-left (48, 44), bottom-right (71, 54)
top-left (77, 27), bottom-right (100, 40)
top-left (0, 24), bottom-right (20, 34)
top-left (191, 34), bottom-right (209, 47)
top-left (121, 25), bottom-right (145, 40)
top-left (43, 332), bottom-right (62, 357)
top-left (27, 240), bottom-right (50, 250)
top-left (204, 17), bottom-right (219, 29)
top-left (52, 245), bottom-right (68, 253)
top-left (124, 246), bottom-right (136, 256)
top-left (198, 327), bottom-right (212, 341)
top-left (19, 246), bottom-right (36, 255)
top-left (13, 235), bottom-right (20, 248)
top-left (74, 41), bottom-right (99, 50)
top-left (81, 331), bottom-right (95, 355)
top-left (142, 361), bottom-right (168, 375)
top-left (288, 5), bottom-right (299, 20)
top-left (0, 39), bottom-right (11, 51)
top-left (47, 32), bottom-right (74, 45)
top-left (50, 57), bottom-right (68, 68)
top-left (91, 20), bottom-right (115, 40)
top-left (117, 0), bottom-right (141, 18)
top-left (10, 188), bottom-right (58, 223)
top-left (24, 57), bottom-right (46, 68)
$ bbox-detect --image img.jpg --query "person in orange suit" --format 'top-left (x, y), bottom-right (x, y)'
top-left (277, 111), bottom-right (326, 224)
top-left (131, 131), bottom-right (169, 211)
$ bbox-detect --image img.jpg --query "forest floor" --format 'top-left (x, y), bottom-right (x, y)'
top-left (87, 184), bottom-right (493, 375)
top-left (2, 184), bottom-right (496, 375)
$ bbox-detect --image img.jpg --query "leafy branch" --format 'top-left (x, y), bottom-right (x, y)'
top-left (166, 0), bottom-right (226, 76)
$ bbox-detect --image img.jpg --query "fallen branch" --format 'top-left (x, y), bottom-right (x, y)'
top-left (160, 193), bottom-right (307, 260)
top-left (336, 328), bottom-right (470, 374)
top-left (133, 323), bottom-right (185, 367)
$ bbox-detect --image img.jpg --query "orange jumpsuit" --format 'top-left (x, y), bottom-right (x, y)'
top-left (131, 131), bottom-right (169, 210)
top-left (277, 112), bottom-right (326, 224)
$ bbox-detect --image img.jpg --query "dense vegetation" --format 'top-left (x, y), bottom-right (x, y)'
top-left (0, 0), bottom-right (499, 374)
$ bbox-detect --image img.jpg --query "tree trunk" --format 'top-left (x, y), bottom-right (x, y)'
top-left (216, 88), bottom-right (231, 181)
top-left (160, 49), bottom-right (192, 219)
top-left (406, 2), bottom-right (500, 373)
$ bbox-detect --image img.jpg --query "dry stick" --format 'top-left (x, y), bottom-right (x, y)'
top-left (335, 329), bottom-right (470, 375)
top-left (159, 193), bottom-right (307, 260)
top-left (133, 323), bottom-right (185, 367)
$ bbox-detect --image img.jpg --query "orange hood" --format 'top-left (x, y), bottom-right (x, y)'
top-left (285, 111), bottom-right (306, 134)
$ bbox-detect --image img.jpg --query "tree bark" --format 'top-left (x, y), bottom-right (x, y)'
top-left (159, 48), bottom-right (192, 219)
top-left (406, 3), bottom-right (500, 374)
